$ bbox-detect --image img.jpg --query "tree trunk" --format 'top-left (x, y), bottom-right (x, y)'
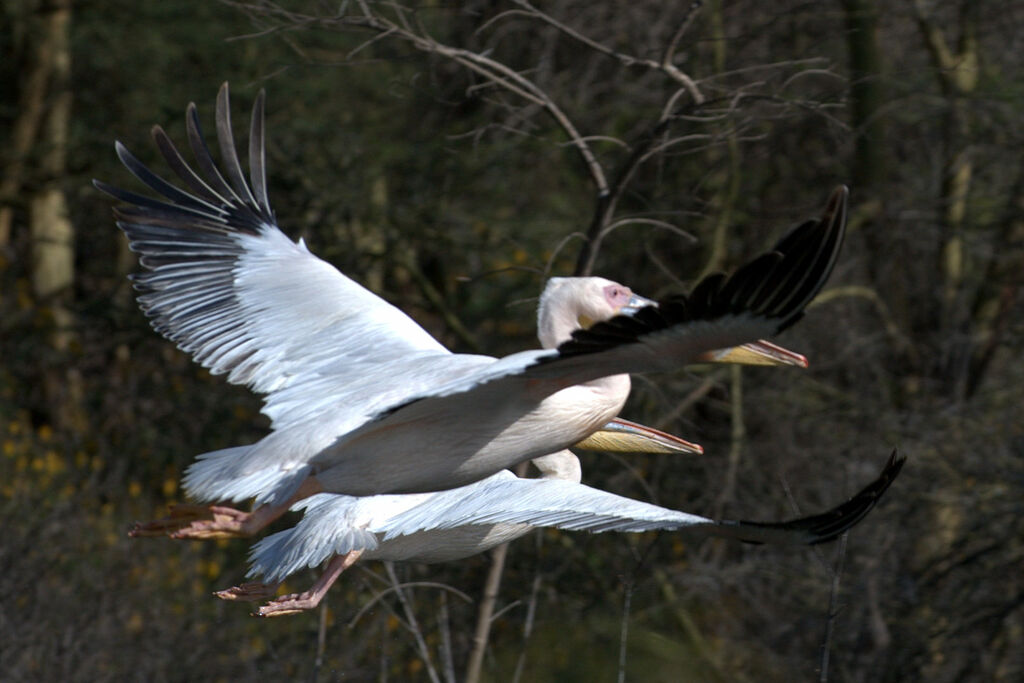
top-left (26, 0), bottom-right (81, 429)
top-left (0, 1), bottom-right (68, 247)
top-left (912, 0), bottom-right (979, 396)
top-left (843, 0), bottom-right (886, 192)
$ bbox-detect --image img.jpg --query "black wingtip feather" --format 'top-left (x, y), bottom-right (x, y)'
top-left (151, 125), bottom-right (228, 207)
top-left (759, 186), bottom-right (847, 318)
top-left (741, 449), bottom-right (905, 545)
top-left (215, 83), bottom-right (260, 209)
top-left (185, 99), bottom-right (244, 208)
top-left (249, 89), bottom-right (271, 217)
top-left (99, 86), bottom-right (274, 241)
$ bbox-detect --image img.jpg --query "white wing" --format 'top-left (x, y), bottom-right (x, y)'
top-left (246, 452), bottom-right (902, 584)
top-left (379, 451), bottom-right (904, 544)
top-left (95, 83), bottom-right (449, 430)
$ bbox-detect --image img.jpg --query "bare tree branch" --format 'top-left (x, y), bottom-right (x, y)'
top-left (817, 534), bottom-right (849, 683)
top-left (506, 0), bottom-right (706, 105)
top-left (511, 570), bottom-right (543, 683)
top-left (438, 592), bottom-right (457, 683)
top-left (384, 562), bottom-right (442, 683)
top-left (348, 579), bottom-right (473, 628)
top-left (465, 540), bottom-right (511, 683)
top-left (616, 578), bottom-right (634, 683)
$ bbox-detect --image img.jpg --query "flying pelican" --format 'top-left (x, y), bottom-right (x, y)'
top-left (217, 450), bottom-right (903, 616)
top-left (96, 84), bottom-right (847, 539)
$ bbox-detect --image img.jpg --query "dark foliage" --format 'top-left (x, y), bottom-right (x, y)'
top-left (2, 0), bottom-right (1022, 680)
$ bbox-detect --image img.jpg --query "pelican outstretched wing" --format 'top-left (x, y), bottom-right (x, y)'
top-left (546, 186), bottom-right (846, 373)
top-left (378, 451), bottom-right (903, 544)
top-left (398, 185), bottom-right (847, 409)
top-left (244, 451), bottom-right (901, 586)
top-left (96, 84), bottom-right (450, 428)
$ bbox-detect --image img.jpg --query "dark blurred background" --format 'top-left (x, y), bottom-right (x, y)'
top-left (2, 1), bottom-right (1022, 680)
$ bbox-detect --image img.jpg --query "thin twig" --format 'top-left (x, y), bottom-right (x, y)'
top-left (379, 609), bottom-right (390, 682)
top-left (654, 374), bottom-right (724, 430)
top-left (348, 581), bottom-right (472, 628)
top-left (465, 459), bottom-right (532, 682)
top-left (575, 114), bottom-right (679, 275)
top-left (651, 567), bottom-right (744, 681)
top-left (311, 600), bottom-right (328, 683)
top-left (489, 599), bottom-right (524, 623)
top-left (438, 592), bottom-right (457, 683)
top-left (543, 231), bottom-right (589, 278)
top-left (511, 571), bottom-right (543, 683)
top-left (384, 562), bottom-right (442, 683)
top-left (661, 2), bottom-right (704, 74)
top-left (811, 285), bottom-right (917, 361)
top-left (509, 0), bottom-right (705, 104)
top-left (464, 543), bottom-right (510, 683)
top-left (714, 365), bottom-right (745, 518)
top-left (400, 256), bottom-right (483, 353)
top-left (818, 534), bottom-right (849, 683)
top-left (599, 217), bottom-right (697, 243)
top-left (604, 452), bottom-right (661, 505)
top-left (617, 578), bottom-right (634, 683)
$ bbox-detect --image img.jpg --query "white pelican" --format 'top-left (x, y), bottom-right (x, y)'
top-left (97, 84), bottom-right (847, 537)
top-left (217, 450), bottom-right (903, 617)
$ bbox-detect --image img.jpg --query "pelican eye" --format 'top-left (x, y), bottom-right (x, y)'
top-left (603, 284), bottom-right (632, 309)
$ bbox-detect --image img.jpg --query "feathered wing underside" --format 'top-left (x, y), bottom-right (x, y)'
top-left (246, 495), bottom-right (378, 584)
top-left (711, 450), bottom-right (904, 544)
top-left (245, 491), bottom-right (437, 583)
top-left (95, 83), bottom-right (448, 421)
top-left (378, 451), bottom-right (903, 545)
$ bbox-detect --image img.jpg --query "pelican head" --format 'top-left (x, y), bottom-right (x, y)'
top-left (538, 277), bottom-right (656, 349)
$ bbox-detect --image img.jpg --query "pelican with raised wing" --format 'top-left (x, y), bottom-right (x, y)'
top-left (218, 451), bottom-right (903, 617)
top-left (98, 84), bottom-right (846, 538)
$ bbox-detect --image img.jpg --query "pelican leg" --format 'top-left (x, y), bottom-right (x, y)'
top-left (256, 550), bottom-right (364, 618)
top-left (215, 581), bottom-right (281, 602)
top-left (129, 504), bottom-right (223, 537)
top-left (131, 478), bottom-right (324, 540)
top-left (167, 504), bottom-right (280, 539)
top-left (130, 503), bottom-right (273, 539)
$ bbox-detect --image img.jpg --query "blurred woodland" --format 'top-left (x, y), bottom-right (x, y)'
top-left (2, 0), bottom-right (1023, 680)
